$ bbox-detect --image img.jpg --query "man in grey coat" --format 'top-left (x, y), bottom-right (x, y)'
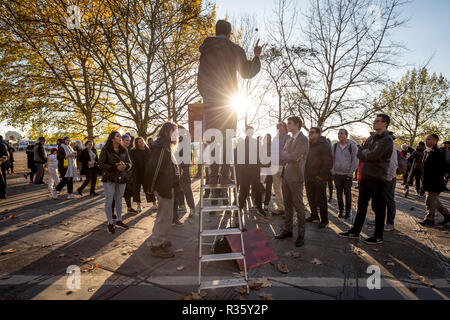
top-left (275, 116), bottom-right (309, 247)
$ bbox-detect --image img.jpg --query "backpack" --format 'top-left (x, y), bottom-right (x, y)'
top-left (396, 150), bottom-right (407, 175)
top-left (333, 142), bottom-right (353, 158)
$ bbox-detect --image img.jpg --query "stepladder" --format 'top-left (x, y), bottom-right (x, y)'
top-left (197, 153), bottom-right (249, 294)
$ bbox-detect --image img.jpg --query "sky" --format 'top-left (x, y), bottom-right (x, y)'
top-left (1, 0), bottom-right (449, 139)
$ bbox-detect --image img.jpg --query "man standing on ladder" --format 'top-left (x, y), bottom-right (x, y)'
top-left (197, 20), bottom-right (264, 192)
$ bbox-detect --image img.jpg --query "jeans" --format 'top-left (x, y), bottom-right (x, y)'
top-left (382, 178), bottom-right (396, 225)
top-left (0, 172), bottom-right (5, 198)
top-left (334, 174), bottom-right (353, 213)
top-left (104, 182), bottom-right (126, 225)
top-left (56, 177), bottom-right (74, 194)
top-left (172, 186), bottom-right (185, 222)
top-left (305, 178), bottom-right (328, 222)
top-left (78, 168), bottom-right (97, 194)
top-left (282, 180), bottom-right (306, 239)
top-left (152, 190), bottom-right (174, 247)
top-left (350, 177), bottom-right (385, 239)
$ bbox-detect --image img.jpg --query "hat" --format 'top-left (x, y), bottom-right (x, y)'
top-left (51, 147), bottom-right (58, 153)
top-left (401, 144), bottom-right (408, 149)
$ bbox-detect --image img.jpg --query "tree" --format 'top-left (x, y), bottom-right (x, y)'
top-left (374, 67), bottom-right (449, 145)
top-left (270, 0), bottom-right (408, 132)
top-left (0, 0), bottom-right (113, 141)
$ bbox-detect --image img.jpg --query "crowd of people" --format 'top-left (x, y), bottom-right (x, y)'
top-left (1, 20), bottom-right (449, 260)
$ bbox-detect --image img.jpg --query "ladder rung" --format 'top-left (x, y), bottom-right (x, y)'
top-left (201, 252), bottom-right (244, 262)
top-left (200, 278), bottom-right (247, 290)
top-left (202, 184), bottom-right (237, 189)
top-left (201, 228), bottom-right (242, 237)
top-left (203, 197), bottom-right (230, 200)
top-left (202, 164), bottom-right (236, 167)
top-left (201, 206), bottom-right (239, 212)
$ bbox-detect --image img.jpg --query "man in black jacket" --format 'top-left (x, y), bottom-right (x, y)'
top-left (0, 139), bottom-right (8, 199)
top-left (419, 134), bottom-right (450, 226)
top-left (197, 19), bottom-right (263, 186)
top-left (33, 137), bottom-right (48, 184)
top-left (339, 114), bottom-right (393, 244)
top-left (305, 127), bottom-right (333, 228)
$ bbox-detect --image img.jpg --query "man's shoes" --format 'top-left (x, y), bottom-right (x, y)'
top-left (384, 224), bottom-right (395, 232)
top-left (90, 192), bottom-right (99, 197)
top-left (338, 231), bottom-right (359, 239)
top-left (136, 204), bottom-right (143, 213)
top-left (328, 197), bottom-right (333, 203)
top-left (127, 207), bottom-right (138, 214)
top-left (149, 203), bottom-right (157, 210)
top-left (295, 237), bottom-right (305, 247)
top-left (274, 231), bottom-right (293, 240)
top-left (151, 245), bottom-right (175, 259)
top-left (115, 221), bottom-right (129, 229)
top-left (107, 224), bottom-right (115, 234)
top-left (23, 173), bottom-right (28, 180)
top-left (306, 216), bottom-right (320, 223)
top-left (76, 188), bottom-right (83, 196)
top-left (338, 211), bottom-right (344, 218)
top-left (172, 220), bottom-right (184, 227)
top-left (438, 216), bottom-right (450, 226)
top-left (112, 214), bottom-right (117, 220)
top-left (404, 189), bottom-right (409, 198)
top-left (51, 190), bottom-right (58, 199)
top-left (363, 237), bottom-right (383, 245)
top-left (419, 219), bottom-right (434, 226)
top-left (318, 221), bottom-right (329, 229)
top-left (344, 212), bottom-right (351, 219)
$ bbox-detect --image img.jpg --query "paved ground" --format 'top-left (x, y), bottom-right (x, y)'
top-left (0, 151), bottom-right (449, 300)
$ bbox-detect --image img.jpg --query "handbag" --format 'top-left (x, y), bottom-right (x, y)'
top-left (63, 158), bottom-right (69, 168)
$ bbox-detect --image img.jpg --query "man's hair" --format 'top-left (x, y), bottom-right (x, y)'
top-left (277, 122), bottom-right (287, 131)
top-left (442, 141), bottom-right (449, 145)
top-left (310, 127), bottom-right (322, 135)
top-left (216, 20), bottom-right (232, 36)
top-left (430, 134), bottom-right (439, 141)
top-left (287, 116), bottom-right (302, 129)
top-left (338, 128), bottom-right (348, 136)
top-left (376, 114), bottom-right (391, 128)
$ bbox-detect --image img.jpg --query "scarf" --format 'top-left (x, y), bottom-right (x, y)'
top-left (62, 144), bottom-right (78, 179)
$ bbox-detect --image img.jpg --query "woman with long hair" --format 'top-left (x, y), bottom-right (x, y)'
top-left (99, 131), bottom-right (132, 234)
top-left (130, 137), bottom-right (156, 212)
top-left (55, 136), bottom-right (78, 199)
top-left (144, 122), bottom-right (179, 258)
top-left (77, 140), bottom-right (100, 196)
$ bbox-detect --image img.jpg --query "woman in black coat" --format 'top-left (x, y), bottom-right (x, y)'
top-left (76, 140), bottom-right (100, 196)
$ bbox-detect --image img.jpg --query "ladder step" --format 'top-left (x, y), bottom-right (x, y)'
top-left (201, 228), bottom-right (242, 237)
top-left (200, 278), bottom-right (247, 290)
top-left (202, 184), bottom-right (237, 189)
top-left (201, 252), bottom-right (244, 262)
top-left (201, 206), bottom-right (239, 212)
top-left (204, 197), bottom-right (230, 200)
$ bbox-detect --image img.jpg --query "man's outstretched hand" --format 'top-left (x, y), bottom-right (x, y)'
top-left (254, 39), bottom-right (265, 58)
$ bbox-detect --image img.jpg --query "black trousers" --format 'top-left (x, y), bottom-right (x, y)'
top-left (133, 175), bottom-right (156, 203)
top-left (334, 174), bottom-right (353, 213)
top-left (56, 177), bottom-right (74, 194)
top-left (238, 167), bottom-right (262, 210)
top-left (411, 169), bottom-right (423, 194)
top-left (327, 174), bottom-right (333, 199)
top-left (77, 168), bottom-right (98, 194)
top-left (0, 172), bottom-right (5, 198)
top-left (403, 166), bottom-right (411, 185)
top-left (172, 185), bottom-right (184, 222)
top-left (28, 165), bottom-right (37, 182)
top-left (264, 175), bottom-right (273, 206)
top-left (350, 177), bottom-right (385, 239)
top-left (1, 164), bottom-right (7, 185)
top-left (305, 178), bottom-right (328, 222)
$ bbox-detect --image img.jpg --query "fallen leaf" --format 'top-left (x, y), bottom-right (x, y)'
top-left (88, 287), bottom-right (96, 292)
top-left (292, 252), bottom-right (301, 258)
top-left (199, 291), bottom-right (207, 298)
top-left (41, 243), bottom-right (54, 248)
top-left (80, 257), bottom-right (94, 264)
top-left (238, 295), bottom-right (246, 300)
top-left (256, 277), bottom-right (272, 288)
top-left (127, 249), bottom-right (137, 254)
top-left (9, 214), bottom-right (15, 219)
top-left (74, 251), bottom-right (82, 257)
top-left (408, 274), bottom-right (435, 287)
top-left (408, 285), bottom-right (417, 292)
top-left (16, 222), bottom-right (29, 227)
top-left (92, 228), bottom-right (100, 232)
top-left (112, 241), bottom-right (120, 247)
top-left (177, 265), bottom-right (185, 271)
top-left (310, 258), bottom-right (323, 265)
top-left (284, 251), bottom-right (294, 257)
top-left (259, 292), bottom-right (273, 300)
top-left (175, 248), bottom-right (184, 254)
top-left (372, 248), bottom-right (381, 252)
top-left (58, 253), bottom-right (65, 258)
top-left (249, 281), bottom-right (262, 290)
top-left (277, 262), bottom-right (290, 274)
top-left (182, 292), bottom-right (203, 300)
top-left (81, 263), bottom-right (98, 273)
top-left (1, 249), bottom-right (16, 255)
top-left (235, 286), bottom-right (247, 295)
top-left (384, 260), bottom-right (395, 267)
top-left (0, 274), bottom-right (10, 280)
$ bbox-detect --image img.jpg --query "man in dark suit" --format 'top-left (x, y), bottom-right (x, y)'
top-left (275, 116), bottom-right (309, 247)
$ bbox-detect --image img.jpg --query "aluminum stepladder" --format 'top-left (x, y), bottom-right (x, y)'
top-left (197, 141), bottom-right (249, 294)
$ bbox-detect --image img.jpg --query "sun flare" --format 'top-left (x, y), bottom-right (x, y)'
top-left (230, 93), bottom-right (250, 112)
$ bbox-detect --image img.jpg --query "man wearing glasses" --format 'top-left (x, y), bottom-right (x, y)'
top-left (339, 114), bottom-right (393, 244)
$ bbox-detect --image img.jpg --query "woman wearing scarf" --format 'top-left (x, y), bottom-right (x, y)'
top-left (77, 140), bottom-right (100, 196)
top-left (55, 136), bottom-right (78, 199)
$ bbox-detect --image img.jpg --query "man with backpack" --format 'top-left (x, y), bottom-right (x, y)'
top-left (331, 129), bottom-right (359, 219)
